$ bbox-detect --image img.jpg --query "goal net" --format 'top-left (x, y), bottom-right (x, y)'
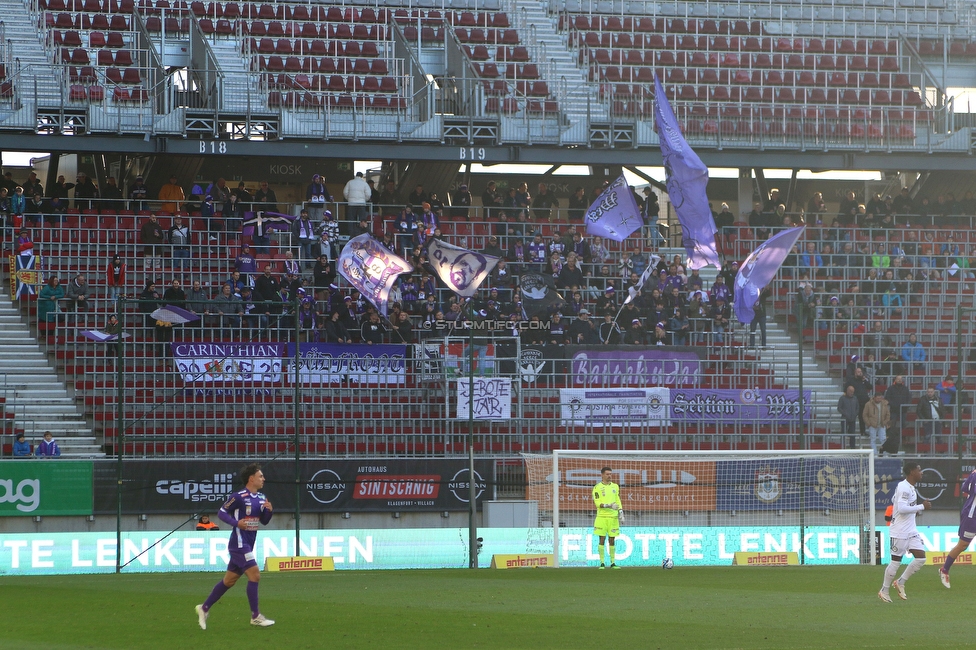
top-left (523, 450), bottom-right (876, 568)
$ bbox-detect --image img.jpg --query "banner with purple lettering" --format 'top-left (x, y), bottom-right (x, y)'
top-left (734, 226), bottom-right (805, 325)
top-left (286, 343), bottom-right (406, 385)
top-left (338, 234), bottom-right (413, 316)
top-left (569, 346), bottom-right (702, 387)
top-left (669, 388), bottom-right (812, 422)
top-left (653, 76), bottom-right (721, 270)
top-left (171, 342), bottom-right (284, 383)
top-left (583, 174), bottom-right (643, 242)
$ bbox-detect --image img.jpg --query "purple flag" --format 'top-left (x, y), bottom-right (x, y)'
top-left (653, 76), bottom-right (721, 270)
top-left (583, 174), bottom-right (643, 242)
top-left (733, 226), bottom-right (805, 325)
top-left (338, 234), bottom-right (413, 317)
top-left (425, 238), bottom-right (499, 298)
top-left (241, 211), bottom-right (295, 236)
top-left (151, 304), bottom-right (201, 324)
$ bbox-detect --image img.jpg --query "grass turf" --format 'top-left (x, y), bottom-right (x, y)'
top-left (1, 565), bottom-right (971, 649)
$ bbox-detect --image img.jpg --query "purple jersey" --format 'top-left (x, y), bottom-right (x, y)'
top-left (961, 470), bottom-right (976, 521)
top-left (218, 489), bottom-right (272, 554)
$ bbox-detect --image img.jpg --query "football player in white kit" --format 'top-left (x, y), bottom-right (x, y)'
top-left (879, 461), bottom-right (932, 602)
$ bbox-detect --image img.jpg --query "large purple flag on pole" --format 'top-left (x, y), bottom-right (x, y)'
top-left (653, 76), bottom-right (721, 270)
top-left (583, 174), bottom-right (643, 242)
top-left (338, 234), bottom-right (413, 316)
top-left (733, 226), bottom-right (805, 325)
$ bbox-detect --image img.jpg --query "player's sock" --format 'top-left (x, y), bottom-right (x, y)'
top-left (899, 556), bottom-right (926, 583)
top-left (202, 581), bottom-right (230, 612)
top-left (598, 545), bottom-right (605, 565)
top-left (882, 561), bottom-right (900, 589)
top-left (247, 581), bottom-right (260, 618)
top-left (608, 545), bottom-right (616, 564)
top-left (943, 556), bottom-right (956, 573)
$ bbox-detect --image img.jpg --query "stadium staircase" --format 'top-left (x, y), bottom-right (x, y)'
top-left (0, 0), bottom-right (62, 124)
top-left (0, 295), bottom-right (102, 457)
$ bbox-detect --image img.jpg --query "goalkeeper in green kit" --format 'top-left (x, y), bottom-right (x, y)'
top-left (593, 467), bottom-right (623, 569)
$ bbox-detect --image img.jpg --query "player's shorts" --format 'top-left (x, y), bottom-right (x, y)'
top-left (593, 517), bottom-right (620, 538)
top-left (889, 534), bottom-right (924, 559)
top-left (227, 550), bottom-right (258, 575)
top-left (958, 516), bottom-right (976, 540)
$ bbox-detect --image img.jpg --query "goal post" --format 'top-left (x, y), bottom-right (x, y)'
top-left (524, 449), bottom-right (876, 568)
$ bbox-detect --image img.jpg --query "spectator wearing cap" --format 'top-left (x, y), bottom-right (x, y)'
top-left (235, 244), bottom-right (257, 282)
top-left (13, 432), bottom-right (31, 457)
top-left (624, 317), bottom-right (647, 345)
top-left (482, 235), bottom-right (504, 259)
top-left (158, 174), bottom-right (184, 213)
top-left (569, 308), bottom-right (599, 344)
top-left (595, 286), bottom-right (617, 316)
top-left (304, 173), bottom-right (327, 203)
top-left (451, 184), bottom-right (472, 219)
top-left (650, 321), bottom-right (669, 346)
top-left (343, 171), bottom-right (371, 223)
top-left (291, 209), bottom-right (317, 267)
top-left (418, 202), bottom-right (438, 244)
top-left (710, 295), bottom-right (731, 347)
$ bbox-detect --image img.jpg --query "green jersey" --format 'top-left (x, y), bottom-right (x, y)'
top-left (593, 481), bottom-right (622, 517)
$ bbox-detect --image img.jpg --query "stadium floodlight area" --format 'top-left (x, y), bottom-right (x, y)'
top-left (523, 449), bottom-right (875, 568)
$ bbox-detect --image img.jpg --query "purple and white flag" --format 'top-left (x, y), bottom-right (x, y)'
top-left (583, 174), bottom-right (643, 242)
top-left (426, 238), bottom-right (499, 298)
top-left (733, 226), bottom-right (805, 325)
top-left (338, 233), bottom-right (413, 317)
top-left (151, 304), bottom-right (201, 324)
top-left (625, 255), bottom-right (660, 305)
top-left (242, 211), bottom-right (295, 236)
top-left (80, 330), bottom-right (131, 342)
top-left (653, 76), bottom-right (721, 270)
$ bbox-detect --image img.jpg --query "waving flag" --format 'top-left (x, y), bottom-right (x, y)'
top-left (734, 226), bottom-right (805, 325)
top-left (519, 272), bottom-right (564, 317)
top-left (426, 238), bottom-right (499, 298)
top-left (242, 211), bottom-right (295, 236)
top-left (653, 76), bottom-right (721, 270)
top-left (338, 234), bottom-right (413, 316)
top-left (584, 174), bottom-right (643, 242)
top-left (625, 254), bottom-right (661, 305)
top-left (151, 305), bottom-right (201, 324)
top-left (10, 254), bottom-right (42, 300)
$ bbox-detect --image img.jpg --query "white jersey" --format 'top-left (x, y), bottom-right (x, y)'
top-left (888, 479), bottom-right (926, 539)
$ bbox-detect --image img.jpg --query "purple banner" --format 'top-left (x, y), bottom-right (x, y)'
top-left (670, 389), bottom-right (812, 421)
top-left (570, 347), bottom-right (701, 387)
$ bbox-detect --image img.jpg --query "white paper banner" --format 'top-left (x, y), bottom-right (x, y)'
top-left (456, 378), bottom-right (512, 420)
top-left (560, 387), bottom-right (671, 426)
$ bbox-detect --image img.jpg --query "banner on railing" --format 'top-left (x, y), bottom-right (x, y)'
top-left (170, 342), bottom-right (284, 383)
top-left (0, 461), bottom-right (92, 517)
top-left (559, 388), bottom-right (811, 427)
top-left (287, 343), bottom-right (406, 385)
top-left (716, 456), bottom-right (871, 512)
top-left (415, 343), bottom-right (443, 381)
top-left (456, 378), bottom-right (512, 420)
top-left (559, 388), bottom-right (670, 426)
top-left (568, 346), bottom-right (702, 387)
top-left (92, 459), bottom-right (492, 514)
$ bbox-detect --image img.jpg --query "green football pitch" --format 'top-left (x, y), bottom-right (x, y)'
top-left (1, 565), bottom-right (971, 649)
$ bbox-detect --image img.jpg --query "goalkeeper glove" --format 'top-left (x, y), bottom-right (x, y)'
top-left (618, 511), bottom-right (625, 524)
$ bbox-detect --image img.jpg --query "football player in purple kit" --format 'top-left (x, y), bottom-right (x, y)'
top-left (196, 463), bottom-right (275, 628)
top-left (939, 466), bottom-right (976, 588)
